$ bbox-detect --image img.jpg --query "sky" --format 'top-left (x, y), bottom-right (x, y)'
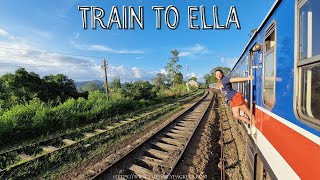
top-left (0, 0), bottom-right (275, 82)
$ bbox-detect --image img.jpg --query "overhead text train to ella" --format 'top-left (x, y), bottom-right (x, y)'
top-left (78, 5), bottom-right (241, 30)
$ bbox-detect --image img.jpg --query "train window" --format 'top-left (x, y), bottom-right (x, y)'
top-left (233, 66), bottom-right (240, 92)
top-left (300, 64), bottom-right (320, 119)
top-left (299, 0), bottom-right (320, 60)
top-left (297, 0), bottom-right (320, 127)
top-left (241, 56), bottom-right (248, 96)
top-left (263, 22), bottom-right (276, 108)
top-left (231, 69), bottom-right (237, 90)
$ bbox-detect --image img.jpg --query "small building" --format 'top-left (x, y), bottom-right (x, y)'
top-left (186, 80), bottom-right (199, 88)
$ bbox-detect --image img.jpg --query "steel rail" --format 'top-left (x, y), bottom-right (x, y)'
top-left (91, 90), bottom-right (213, 180)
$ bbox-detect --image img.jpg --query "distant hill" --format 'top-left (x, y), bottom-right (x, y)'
top-left (75, 80), bottom-right (104, 90)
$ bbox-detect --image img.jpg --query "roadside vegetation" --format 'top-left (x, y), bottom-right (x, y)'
top-left (0, 49), bottom-right (200, 148)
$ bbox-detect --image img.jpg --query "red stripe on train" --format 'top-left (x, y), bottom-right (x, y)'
top-left (255, 108), bottom-right (320, 179)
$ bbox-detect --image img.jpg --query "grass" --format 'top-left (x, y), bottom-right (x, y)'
top-left (0, 90), bottom-right (204, 179)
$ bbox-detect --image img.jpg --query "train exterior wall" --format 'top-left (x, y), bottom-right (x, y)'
top-left (229, 0), bottom-right (320, 179)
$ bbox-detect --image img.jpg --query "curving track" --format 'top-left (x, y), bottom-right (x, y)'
top-left (91, 90), bottom-right (214, 180)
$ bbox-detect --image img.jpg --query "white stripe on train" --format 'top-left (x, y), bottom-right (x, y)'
top-left (256, 129), bottom-right (300, 179)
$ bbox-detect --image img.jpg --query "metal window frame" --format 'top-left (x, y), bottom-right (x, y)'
top-left (239, 56), bottom-right (248, 94)
top-left (294, 0), bottom-right (320, 129)
top-left (262, 20), bottom-right (277, 109)
top-left (248, 49), bottom-right (256, 107)
top-left (232, 65), bottom-right (240, 91)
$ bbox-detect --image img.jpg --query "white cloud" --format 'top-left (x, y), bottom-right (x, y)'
top-left (71, 41), bottom-right (144, 54)
top-left (0, 29), bottom-right (153, 82)
top-left (132, 67), bottom-right (142, 78)
top-left (187, 72), bottom-right (199, 79)
top-left (0, 29), bottom-right (10, 37)
top-left (135, 56), bottom-right (144, 60)
top-left (186, 72), bottom-right (205, 83)
top-left (108, 65), bottom-right (158, 82)
top-left (160, 69), bottom-right (167, 75)
top-left (179, 44), bottom-right (208, 58)
top-left (0, 28), bottom-right (15, 40)
top-left (0, 42), bottom-right (101, 81)
top-left (31, 29), bottom-right (52, 39)
top-left (220, 57), bottom-right (238, 68)
top-left (74, 33), bottom-right (80, 39)
top-left (0, 43), bottom-right (157, 81)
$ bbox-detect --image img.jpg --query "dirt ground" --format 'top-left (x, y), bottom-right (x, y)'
top-left (58, 90), bottom-right (250, 180)
top-left (222, 103), bottom-right (250, 180)
top-left (172, 91), bottom-right (250, 180)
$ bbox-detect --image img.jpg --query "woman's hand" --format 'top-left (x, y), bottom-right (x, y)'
top-left (248, 75), bottom-right (254, 81)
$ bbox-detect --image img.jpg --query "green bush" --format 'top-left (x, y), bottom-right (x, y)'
top-left (0, 85), bottom-right (198, 147)
top-left (121, 81), bottom-right (156, 100)
top-left (171, 84), bottom-right (188, 97)
top-left (199, 84), bottom-right (208, 89)
top-left (0, 98), bottom-right (49, 144)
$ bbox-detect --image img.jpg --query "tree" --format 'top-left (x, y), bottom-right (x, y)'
top-left (203, 74), bottom-right (216, 84)
top-left (189, 77), bottom-right (197, 82)
top-left (165, 49), bottom-right (182, 87)
top-left (82, 81), bottom-right (104, 92)
top-left (0, 68), bottom-right (87, 108)
top-left (110, 75), bottom-right (121, 90)
top-left (0, 79), bottom-right (6, 108)
top-left (43, 74), bottom-right (78, 102)
top-left (173, 73), bottom-right (184, 85)
top-left (153, 73), bottom-right (167, 87)
top-left (0, 68), bottom-right (44, 105)
top-left (121, 81), bottom-right (156, 100)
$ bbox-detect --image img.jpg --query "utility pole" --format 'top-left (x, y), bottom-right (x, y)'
top-left (186, 64), bottom-right (190, 93)
top-left (102, 59), bottom-right (109, 100)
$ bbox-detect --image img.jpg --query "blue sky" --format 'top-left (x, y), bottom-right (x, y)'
top-left (0, 0), bottom-right (275, 82)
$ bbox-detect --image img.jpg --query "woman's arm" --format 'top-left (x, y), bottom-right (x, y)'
top-left (230, 75), bottom-right (254, 83)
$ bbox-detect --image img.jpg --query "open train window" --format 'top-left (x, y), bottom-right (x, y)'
top-left (232, 66), bottom-right (240, 91)
top-left (296, 0), bottom-right (320, 127)
top-left (263, 22), bottom-right (276, 108)
top-left (240, 56), bottom-right (249, 97)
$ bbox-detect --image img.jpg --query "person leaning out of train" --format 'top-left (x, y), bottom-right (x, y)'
top-left (215, 69), bottom-right (255, 128)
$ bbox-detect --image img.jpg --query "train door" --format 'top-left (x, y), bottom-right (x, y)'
top-left (244, 49), bottom-right (256, 179)
top-left (249, 50), bottom-right (255, 120)
top-left (251, 42), bottom-right (274, 180)
top-left (249, 46), bottom-right (260, 135)
top-left (246, 45), bottom-right (263, 179)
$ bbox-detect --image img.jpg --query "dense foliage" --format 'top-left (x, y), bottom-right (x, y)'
top-left (0, 68), bottom-right (87, 109)
top-left (0, 91), bottom-right (151, 146)
top-left (0, 70), bottom-right (193, 146)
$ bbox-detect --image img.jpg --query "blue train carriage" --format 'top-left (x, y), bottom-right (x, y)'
top-left (229, 0), bottom-right (320, 179)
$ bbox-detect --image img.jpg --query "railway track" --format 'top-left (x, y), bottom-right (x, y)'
top-left (0, 91), bottom-right (204, 179)
top-left (91, 90), bottom-right (214, 180)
